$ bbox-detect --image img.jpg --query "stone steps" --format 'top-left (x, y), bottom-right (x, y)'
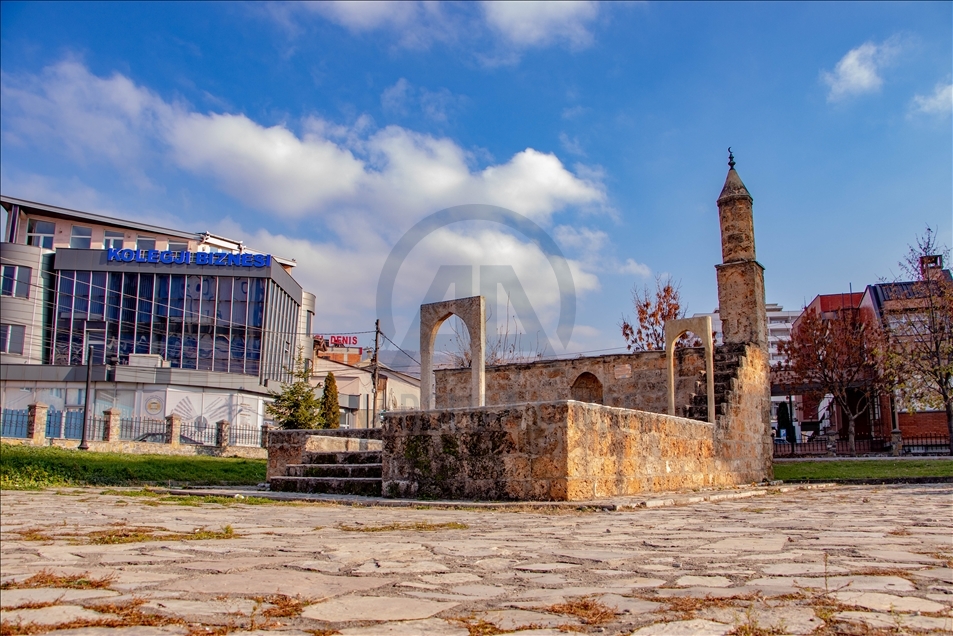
top-left (269, 476), bottom-right (382, 496)
top-left (271, 449), bottom-right (383, 496)
top-left (286, 463), bottom-right (382, 479)
top-left (302, 450), bottom-right (381, 465)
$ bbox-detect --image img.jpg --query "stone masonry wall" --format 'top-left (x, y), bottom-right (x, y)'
top-left (712, 343), bottom-right (773, 482)
top-left (0, 437), bottom-right (267, 460)
top-left (435, 350), bottom-right (706, 416)
top-left (382, 400), bottom-right (737, 501)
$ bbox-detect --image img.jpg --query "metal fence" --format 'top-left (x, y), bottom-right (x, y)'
top-left (229, 422), bottom-right (263, 447)
top-left (774, 437), bottom-right (892, 457)
top-left (118, 417), bottom-right (168, 442)
top-left (1, 409), bottom-right (29, 438)
top-left (179, 421), bottom-right (215, 445)
top-left (44, 409), bottom-right (85, 440)
top-left (902, 434), bottom-right (951, 456)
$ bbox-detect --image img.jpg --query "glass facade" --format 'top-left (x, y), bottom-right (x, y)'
top-left (52, 269), bottom-right (299, 381)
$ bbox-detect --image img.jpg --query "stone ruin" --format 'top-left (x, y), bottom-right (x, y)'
top-left (268, 157), bottom-right (772, 501)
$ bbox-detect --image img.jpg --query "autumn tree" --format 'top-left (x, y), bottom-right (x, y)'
top-left (883, 228), bottom-right (953, 453)
top-left (319, 372), bottom-right (341, 430)
top-left (776, 307), bottom-right (888, 455)
top-left (621, 275), bottom-right (699, 351)
top-left (266, 351), bottom-right (322, 429)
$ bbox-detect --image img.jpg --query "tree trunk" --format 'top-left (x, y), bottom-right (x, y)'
top-left (848, 414), bottom-right (857, 456)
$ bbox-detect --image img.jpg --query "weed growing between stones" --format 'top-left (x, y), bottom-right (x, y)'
top-left (0, 570), bottom-right (115, 590)
top-left (0, 598), bottom-right (182, 635)
top-left (338, 521), bottom-right (468, 532)
top-left (258, 594), bottom-right (311, 618)
top-left (11, 527), bottom-right (53, 542)
top-left (546, 597), bottom-right (616, 625)
top-left (449, 616), bottom-right (508, 635)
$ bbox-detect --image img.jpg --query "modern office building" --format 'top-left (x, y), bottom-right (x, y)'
top-left (1, 196), bottom-right (315, 438)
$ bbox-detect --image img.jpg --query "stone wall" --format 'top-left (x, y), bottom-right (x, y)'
top-left (265, 429), bottom-right (383, 479)
top-left (435, 350), bottom-right (706, 417)
top-left (382, 400), bottom-right (746, 501)
top-left (0, 437), bottom-right (267, 459)
top-left (712, 343), bottom-right (773, 482)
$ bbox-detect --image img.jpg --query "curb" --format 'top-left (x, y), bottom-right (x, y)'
top-left (781, 477), bottom-right (953, 485)
top-left (162, 482), bottom-right (838, 511)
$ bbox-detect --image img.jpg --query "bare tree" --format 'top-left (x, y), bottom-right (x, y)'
top-left (442, 300), bottom-right (546, 368)
top-left (776, 307), bottom-right (888, 455)
top-left (883, 228), bottom-right (953, 453)
top-left (621, 275), bottom-right (700, 351)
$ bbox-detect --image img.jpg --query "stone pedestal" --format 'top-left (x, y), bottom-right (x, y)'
top-left (166, 414), bottom-right (181, 447)
top-left (891, 429), bottom-right (903, 457)
top-left (216, 420), bottom-right (230, 449)
top-left (27, 403), bottom-right (48, 446)
top-left (103, 408), bottom-right (122, 442)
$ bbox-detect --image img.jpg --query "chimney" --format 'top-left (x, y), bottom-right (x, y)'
top-left (920, 255), bottom-right (944, 281)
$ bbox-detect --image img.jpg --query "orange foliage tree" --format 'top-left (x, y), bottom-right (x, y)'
top-left (776, 307), bottom-right (889, 455)
top-left (620, 275), bottom-right (698, 351)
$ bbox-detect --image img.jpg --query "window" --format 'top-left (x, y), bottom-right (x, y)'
top-left (1, 265), bottom-right (31, 298)
top-left (70, 226), bottom-right (92, 249)
top-left (0, 324), bottom-right (25, 355)
top-left (168, 241), bottom-right (188, 254)
top-left (137, 236), bottom-right (156, 251)
top-left (26, 220), bottom-right (55, 249)
top-left (104, 231), bottom-right (124, 249)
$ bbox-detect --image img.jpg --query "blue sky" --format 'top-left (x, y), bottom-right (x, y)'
top-left (1, 1), bottom-right (950, 361)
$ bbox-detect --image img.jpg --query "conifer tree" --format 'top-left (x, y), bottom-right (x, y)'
top-left (320, 372), bottom-right (341, 429)
top-left (266, 352), bottom-right (322, 429)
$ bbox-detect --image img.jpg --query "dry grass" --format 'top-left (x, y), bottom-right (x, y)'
top-left (886, 527), bottom-right (911, 536)
top-left (0, 598), bottom-right (181, 635)
top-left (0, 570), bottom-right (115, 590)
top-left (651, 594), bottom-right (757, 620)
top-left (11, 528), bottom-right (54, 542)
top-left (848, 567), bottom-right (917, 578)
top-left (304, 630), bottom-right (341, 636)
top-left (258, 594), bottom-right (310, 618)
top-left (546, 597), bottom-right (616, 625)
top-left (338, 521), bottom-right (468, 532)
top-left (1, 601), bottom-right (58, 611)
top-left (450, 617), bottom-right (507, 636)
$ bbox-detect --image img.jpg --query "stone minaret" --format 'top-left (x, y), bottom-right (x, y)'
top-left (715, 150), bottom-right (767, 349)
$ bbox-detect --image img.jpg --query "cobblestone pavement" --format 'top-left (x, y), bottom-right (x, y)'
top-left (1, 484), bottom-right (950, 635)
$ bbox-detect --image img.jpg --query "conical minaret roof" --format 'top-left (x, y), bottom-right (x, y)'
top-left (718, 149), bottom-right (752, 203)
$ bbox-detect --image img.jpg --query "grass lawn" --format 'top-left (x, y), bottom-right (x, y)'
top-left (774, 458), bottom-right (953, 482)
top-left (0, 443), bottom-right (266, 490)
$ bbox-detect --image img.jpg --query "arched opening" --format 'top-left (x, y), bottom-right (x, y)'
top-left (571, 372), bottom-right (603, 405)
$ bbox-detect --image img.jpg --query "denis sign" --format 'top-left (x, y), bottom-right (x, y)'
top-left (106, 249), bottom-right (272, 268)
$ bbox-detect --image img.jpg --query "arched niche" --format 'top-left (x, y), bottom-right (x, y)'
top-left (664, 316), bottom-right (714, 423)
top-left (570, 372), bottom-right (603, 405)
top-left (420, 296), bottom-right (485, 410)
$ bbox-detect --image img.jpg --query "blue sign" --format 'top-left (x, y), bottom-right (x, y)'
top-left (106, 249), bottom-right (272, 268)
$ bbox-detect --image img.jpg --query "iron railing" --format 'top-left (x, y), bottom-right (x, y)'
top-left (229, 422), bottom-right (262, 447)
top-left (773, 437), bottom-right (892, 457)
top-left (179, 421), bottom-right (215, 445)
top-left (44, 409), bottom-right (85, 440)
top-left (902, 434), bottom-right (951, 456)
top-left (1, 409), bottom-right (29, 438)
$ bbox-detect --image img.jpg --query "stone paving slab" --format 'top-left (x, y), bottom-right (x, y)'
top-left (1, 483), bottom-right (950, 635)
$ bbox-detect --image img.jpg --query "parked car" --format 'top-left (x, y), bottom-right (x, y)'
top-left (134, 432), bottom-right (202, 445)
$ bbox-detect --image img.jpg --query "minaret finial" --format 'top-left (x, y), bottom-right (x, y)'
top-left (728, 147), bottom-right (735, 170)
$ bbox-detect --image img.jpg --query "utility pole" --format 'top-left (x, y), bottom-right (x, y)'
top-left (371, 319), bottom-right (380, 428)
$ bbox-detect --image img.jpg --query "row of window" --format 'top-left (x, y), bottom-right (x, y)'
top-left (25, 219), bottom-right (188, 252)
top-left (1, 265), bottom-right (31, 298)
top-left (52, 271), bottom-right (292, 377)
top-left (0, 324), bottom-right (25, 355)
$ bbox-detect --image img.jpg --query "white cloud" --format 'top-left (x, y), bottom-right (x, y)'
top-left (1, 60), bottom-right (608, 353)
top-left (294, 1), bottom-right (458, 49)
top-left (381, 78), bottom-right (466, 123)
top-left (481, 1), bottom-right (598, 50)
top-left (911, 82), bottom-right (953, 115)
top-left (559, 132), bottom-right (585, 156)
top-left (618, 258), bottom-right (651, 278)
top-left (821, 38), bottom-right (901, 102)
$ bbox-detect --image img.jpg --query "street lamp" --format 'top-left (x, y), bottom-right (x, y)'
top-left (79, 344), bottom-right (92, 450)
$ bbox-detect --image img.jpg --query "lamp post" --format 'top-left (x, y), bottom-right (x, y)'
top-left (79, 344), bottom-right (92, 450)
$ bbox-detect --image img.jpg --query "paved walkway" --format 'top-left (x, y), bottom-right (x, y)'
top-left (1, 484), bottom-right (950, 635)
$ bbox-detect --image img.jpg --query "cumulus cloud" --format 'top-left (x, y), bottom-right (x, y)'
top-left (821, 38), bottom-right (901, 102)
top-left (1, 60), bottom-right (608, 352)
top-left (288, 1), bottom-right (460, 49)
top-left (481, 1), bottom-right (598, 50)
top-left (911, 82), bottom-right (953, 115)
top-left (618, 258), bottom-right (651, 278)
